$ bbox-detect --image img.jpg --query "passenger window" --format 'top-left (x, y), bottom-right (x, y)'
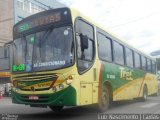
top-left (125, 47), bottom-right (133, 67)
top-left (114, 41), bottom-right (124, 65)
top-left (147, 59), bottom-right (152, 72)
top-left (141, 56), bottom-right (147, 71)
top-left (152, 61), bottom-right (156, 74)
top-left (98, 33), bottom-right (112, 62)
top-left (134, 52), bottom-right (141, 69)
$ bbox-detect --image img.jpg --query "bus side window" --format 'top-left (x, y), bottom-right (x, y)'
top-left (134, 52), bottom-right (141, 69)
top-left (113, 41), bottom-right (125, 65)
top-left (75, 19), bottom-right (95, 73)
top-left (151, 61), bottom-right (156, 74)
top-left (147, 59), bottom-right (152, 72)
top-left (125, 47), bottom-right (134, 68)
top-left (141, 56), bottom-right (147, 71)
top-left (97, 33), bottom-right (112, 62)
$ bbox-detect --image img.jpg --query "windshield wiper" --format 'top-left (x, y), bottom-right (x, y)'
top-left (33, 29), bottom-right (53, 63)
top-left (39, 29), bottom-right (52, 46)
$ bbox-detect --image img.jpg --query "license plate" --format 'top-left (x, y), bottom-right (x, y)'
top-left (29, 96), bottom-right (39, 100)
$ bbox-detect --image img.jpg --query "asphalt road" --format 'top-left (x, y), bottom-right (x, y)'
top-left (0, 96), bottom-right (160, 120)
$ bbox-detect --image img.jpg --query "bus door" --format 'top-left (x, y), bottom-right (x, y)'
top-left (75, 18), bottom-right (98, 105)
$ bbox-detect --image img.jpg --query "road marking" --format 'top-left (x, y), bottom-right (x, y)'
top-left (141, 103), bottom-right (160, 108)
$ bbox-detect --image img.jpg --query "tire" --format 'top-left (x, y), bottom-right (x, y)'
top-left (49, 106), bottom-right (63, 112)
top-left (98, 85), bottom-right (110, 112)
top-left (141, 86), bottom-right (148, 101)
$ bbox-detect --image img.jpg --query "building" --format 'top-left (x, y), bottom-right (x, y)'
top-left (0, 0), bottom-right (64, 46)
top-left (0, 0), bottom-right (64, 96)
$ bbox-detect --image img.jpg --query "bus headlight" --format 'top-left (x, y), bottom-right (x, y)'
top-left (59, 84), bottom-right (64, 89)
top-left (66, 75), bottom-right (74, 85)
top-left (66, 79), bottom-right (73, 85)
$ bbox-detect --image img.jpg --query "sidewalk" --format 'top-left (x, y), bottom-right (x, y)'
top-left (0, 97), bottom-right (12, 105)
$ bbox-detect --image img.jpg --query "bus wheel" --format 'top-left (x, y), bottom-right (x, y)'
top-left (98, 85), bottom-right (110, 112)
top-left (49, 106), bottom-right (63, 112)
top-left (141, 86), bottom-right (148, 101)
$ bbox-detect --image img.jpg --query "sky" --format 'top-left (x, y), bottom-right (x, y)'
top-left (58, 0), bottom-right (160, 56)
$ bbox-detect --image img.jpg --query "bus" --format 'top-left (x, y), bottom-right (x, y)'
top-left (11, 7), bottom-right (158, 112)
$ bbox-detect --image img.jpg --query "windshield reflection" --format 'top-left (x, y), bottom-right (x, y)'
top-left (13, 38), bottom-right (25, 65)
top-left (12, 26), bottom-right (74, 73)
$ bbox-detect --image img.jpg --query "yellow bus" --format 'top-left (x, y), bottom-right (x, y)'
top-left (11, 7), bottom-right (158, 112)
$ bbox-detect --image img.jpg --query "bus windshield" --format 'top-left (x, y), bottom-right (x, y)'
top-left (12, 26), bottom-right (74, 73)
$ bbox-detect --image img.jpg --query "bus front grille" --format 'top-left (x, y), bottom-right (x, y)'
top-left (13, 73), bottom-right (58, 91)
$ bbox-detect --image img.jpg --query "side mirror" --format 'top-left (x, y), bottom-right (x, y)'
top-left (80, 34), bottom-right (88, 50)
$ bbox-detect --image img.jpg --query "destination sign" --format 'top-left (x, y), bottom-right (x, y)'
top-left (13, 8), bottom-right (72, 37)
top-left (18, 12), bottom-right (61, 32)
top-left (12, 64), bottom-right (26, 72)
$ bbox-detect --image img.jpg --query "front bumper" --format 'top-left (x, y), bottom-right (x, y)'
top-left (11, 86), bottom-right (76, 106)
